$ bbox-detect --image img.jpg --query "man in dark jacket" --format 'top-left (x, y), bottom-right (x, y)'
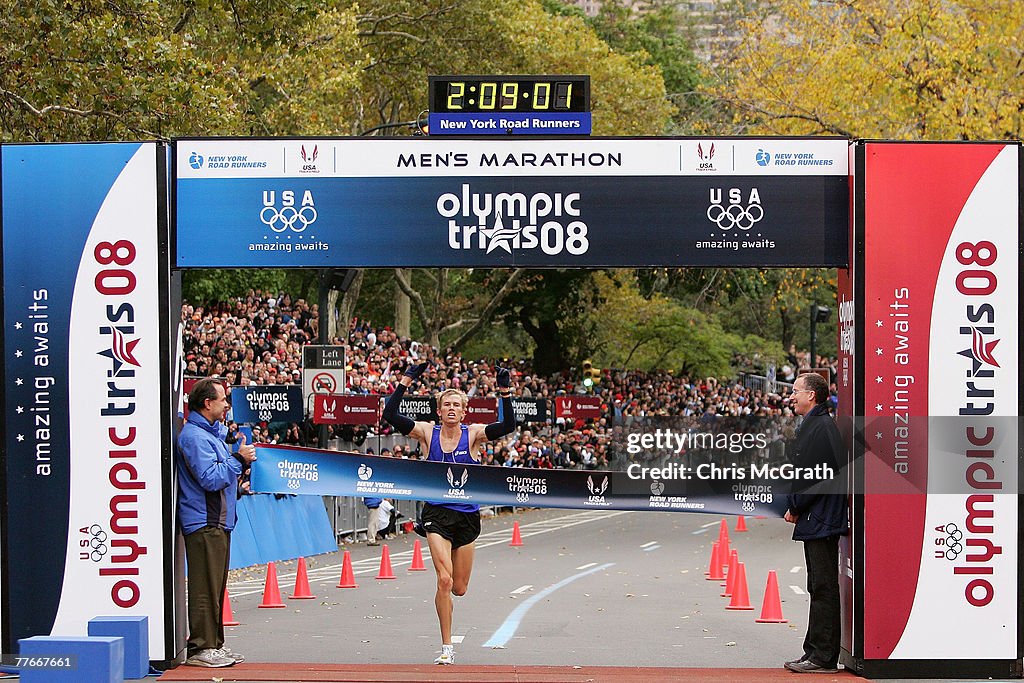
top-left (784, 372), bottom-right (848, 674)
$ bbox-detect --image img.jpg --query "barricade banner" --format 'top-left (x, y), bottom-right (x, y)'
top-left (511, 397), bottom-right (547, 423)
top-left (230, 385), bottom-right (303, 424)
top-left (555, 396), bottom-right (603, 419)
top-left (250, 444), bottom-right (792, 517)
top-left (313, 394), bottom-right (379, 425)
top-left (390, 394), bottom-right (437, 421)
top-left (464, 398), bottom-right (498, 424)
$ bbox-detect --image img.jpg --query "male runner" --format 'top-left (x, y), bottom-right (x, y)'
top-left (382, 361), bottom-right (517, 665)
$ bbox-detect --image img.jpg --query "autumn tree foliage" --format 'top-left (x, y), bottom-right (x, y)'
top-left (706, 0), bottom-right (1024, 139)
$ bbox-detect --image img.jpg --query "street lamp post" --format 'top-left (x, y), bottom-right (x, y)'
top-left (809, 304), bottom-right (832, 371)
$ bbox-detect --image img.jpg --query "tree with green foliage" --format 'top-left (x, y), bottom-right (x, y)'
top-left (0, 0), bottom-right (364, 141)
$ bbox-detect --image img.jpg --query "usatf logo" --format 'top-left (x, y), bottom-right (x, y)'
top-left (261, 190), bottom-right (317, 233)
top-left (696, 142), bottom-right (717, 172)
top-left (707, 188), bottom-right (763, 231)
top-left (299, 145), bottom-right (320, 174)
top-left (446, 467), bottom-right (471, 499)
top-left (584, 475), bottom-right (610, 507)
top-left (439, 183), bottom-right (590, 256)
top-left (358, 464), bottom-right (373, 481)
top-left (320, 398), bottom-right (338, 421)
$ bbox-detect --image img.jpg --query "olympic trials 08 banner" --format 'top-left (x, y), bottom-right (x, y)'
top-left (174, 138), bottom-right (848, 268)
top-left (858, 142), bottom-right (1019, 662)
top-left (1, 143), bottom-right (172, 657)
top-left (250, 444), bottom-right (801, 518)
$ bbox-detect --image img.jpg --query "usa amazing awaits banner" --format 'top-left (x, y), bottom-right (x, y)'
top-left (173, 138), bottom-right (848, 268)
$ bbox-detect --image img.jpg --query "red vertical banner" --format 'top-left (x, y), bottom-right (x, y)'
top-left (861, 142), bottom-right (1017, 662)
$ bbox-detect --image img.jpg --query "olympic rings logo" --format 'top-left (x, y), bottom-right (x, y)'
top-left (260, 205), bottom-right (317, 233)
top-left (941, 522), bottom-right (964, 561)
top-left (90, 524), bottom-right (108, 562)
top-left (707, 202), bottom-right (764, 231)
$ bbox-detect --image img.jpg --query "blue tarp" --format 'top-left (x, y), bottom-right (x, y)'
top-left (229, 494), bottom-right (336, 569)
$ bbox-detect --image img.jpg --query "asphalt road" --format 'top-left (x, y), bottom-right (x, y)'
top-left (222, 508), bottom-right (811, 668)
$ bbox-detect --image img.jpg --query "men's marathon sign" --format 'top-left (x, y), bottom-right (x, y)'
top-left (250, 444), bottom-right (798, 517)
top-left (174, 138), bottom-right (848, 268)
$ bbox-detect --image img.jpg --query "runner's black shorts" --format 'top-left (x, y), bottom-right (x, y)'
top-left (419, 503), bottom-right (481, 548)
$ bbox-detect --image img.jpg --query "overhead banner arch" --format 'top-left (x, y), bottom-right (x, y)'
top-left (173, 137), bottom-right (849, 268)
top-left (1, 136), bottom-right (1020, 681)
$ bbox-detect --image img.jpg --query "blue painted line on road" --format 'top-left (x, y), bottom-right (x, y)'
top-left (691, 527), bottom-right (710, 535)
top-left (482, 562), bottom-right (615, 648)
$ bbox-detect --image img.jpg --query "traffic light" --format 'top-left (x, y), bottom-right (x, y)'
top-left (581, 360), bottom-right (601, 389)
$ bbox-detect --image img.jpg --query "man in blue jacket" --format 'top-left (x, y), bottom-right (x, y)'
top-left (177, 378), bottom-right (256, 668)
top-left (784, 372), bottom-right (848, 674)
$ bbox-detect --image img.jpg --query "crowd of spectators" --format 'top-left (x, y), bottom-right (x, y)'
top-left (182, 290), bottom-right (839, 471)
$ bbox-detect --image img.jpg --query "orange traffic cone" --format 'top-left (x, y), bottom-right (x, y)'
top-left (258, 562), bottom-right (286, 608)
top-left (725, 562), bottom-right (755, 610)
top-left (409, 539), bottom-right (427, 571)
top-left (510, 521), bottom-right (524, 547)
top-left (336, 550), bottom-right (358, 588)
top-left (717, 518), bottom-right (731, 571)
top-left (376, 544), bottom-right (396, 580)
top-left (721, 549), bottom-right (739, 596)
top-left (705, 541), bottom-right (723, 581)
top-left (735, 515), bottom-right (749, 532)
top-left (756, 570), bottom-right (788, 623)
top-left (222, 587), bottom-right (240, 626)
top-left (290, 557), bottom-right (316, 599)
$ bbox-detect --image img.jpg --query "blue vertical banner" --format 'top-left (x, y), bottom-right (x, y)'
top-left (1, 143), bottom-right (171, 658)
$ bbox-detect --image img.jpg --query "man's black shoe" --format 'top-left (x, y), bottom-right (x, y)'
top-left (785, 659), bottom-right (839, 674)
top-left (783, 655), bottom-right (808, 668)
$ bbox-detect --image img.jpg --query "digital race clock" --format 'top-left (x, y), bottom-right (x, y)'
top-left (427, 75), bottom-right (591, 136)
top-left (429, 75), bottom-right (590, 113)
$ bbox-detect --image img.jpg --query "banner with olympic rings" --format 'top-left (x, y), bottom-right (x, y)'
top-left (174, 138), bottom-right (849, 268)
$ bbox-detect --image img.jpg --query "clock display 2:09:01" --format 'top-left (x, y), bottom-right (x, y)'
top-left (445, 80), bottom-right (576, 111)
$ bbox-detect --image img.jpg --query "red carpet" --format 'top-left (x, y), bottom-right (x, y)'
top-left (159, 663), bottom-right (859, 682)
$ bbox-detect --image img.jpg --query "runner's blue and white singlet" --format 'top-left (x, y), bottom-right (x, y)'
top-left (427, 424), bottom-right (480, 513)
